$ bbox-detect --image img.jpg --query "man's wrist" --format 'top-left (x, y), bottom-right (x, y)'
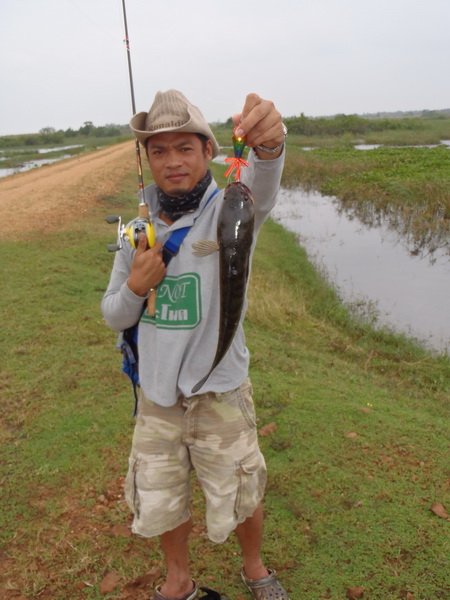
top-left (255, 123), bottom-right (288, 154)
top-left (127, 277), bottom-right (149, 298)
top-left (252, 145), bottom-right (283, 160)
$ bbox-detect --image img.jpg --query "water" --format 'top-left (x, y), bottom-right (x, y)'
top-left (37, 144), bottom-right (83, 154)
top-left (354, 140), bottom-right (450, 150)
top-left (272, 188), bottom-right (450, 353)
top-left (0, 155), bottom-right (76, 178)
top-left (0, 144), bottom-right (84, 178)
top-left (304, 140), bottom-right (450, 151)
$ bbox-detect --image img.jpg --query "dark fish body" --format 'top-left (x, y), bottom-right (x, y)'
top-left (191, 181), bottom-right (254, 394)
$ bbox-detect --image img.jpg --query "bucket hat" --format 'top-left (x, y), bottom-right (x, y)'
top-left (130, 89), bottom-right (220, 157)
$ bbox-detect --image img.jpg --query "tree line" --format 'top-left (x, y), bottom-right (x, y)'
top-left (0, 122), bottom-right (129, 148)
top-left (213, 110), bottom-right (450, 138)
top-left (282, 113), bottom-right (428, 137)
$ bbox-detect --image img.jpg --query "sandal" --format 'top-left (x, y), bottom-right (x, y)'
top-left (153, 582), bottom-right (229, 600)
top-left (241, 568), bottom-right (290, 600)
top-left (199, 587), bottom-right (231, 600)
top-left (153, 581), bottom-right (198, 600)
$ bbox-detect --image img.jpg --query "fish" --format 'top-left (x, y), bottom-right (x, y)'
top-left (191, 180), bottom-right (255, 394)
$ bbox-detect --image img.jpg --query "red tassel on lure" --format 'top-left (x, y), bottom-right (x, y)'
top-left (224, 127), bottom-right (249, 181)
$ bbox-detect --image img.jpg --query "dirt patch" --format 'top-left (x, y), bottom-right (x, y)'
top-left (0, 471), bottom-right (219, 600)
top-left (1, 476), bottom-right (161, 600)
top-left (0, 143), bottom-right (136, 241)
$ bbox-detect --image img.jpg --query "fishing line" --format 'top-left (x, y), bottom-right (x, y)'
top-left (65, 0), bottom-right (120, 41)
top-left (121, 0), bottom-right (146, 209)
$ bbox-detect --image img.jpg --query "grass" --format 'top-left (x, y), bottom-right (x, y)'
top-left (1, 157), bottom-right (449, 600)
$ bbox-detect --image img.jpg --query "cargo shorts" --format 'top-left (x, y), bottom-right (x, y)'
top-left (124, 378), bottom-right (267, 543)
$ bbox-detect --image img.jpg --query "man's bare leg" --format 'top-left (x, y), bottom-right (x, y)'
top-left (234, 502), bottom-right (269, 580)
top-left (159, 518), bottom-right (195, 598)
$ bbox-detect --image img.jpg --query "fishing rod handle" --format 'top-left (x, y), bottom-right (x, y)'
top-left (139, 202), bottom-right (149, 219)
top-left (147, 289), bottom-right (157, 317)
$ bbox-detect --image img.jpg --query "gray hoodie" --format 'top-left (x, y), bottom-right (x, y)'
top-left (101, 149), bottom-right (284, 406)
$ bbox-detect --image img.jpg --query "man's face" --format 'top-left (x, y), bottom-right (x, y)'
top-left (146, 132), bottom-right (213, 197)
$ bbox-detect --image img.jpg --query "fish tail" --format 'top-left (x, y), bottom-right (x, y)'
top-left (191, 371), bottom-right (213, 395)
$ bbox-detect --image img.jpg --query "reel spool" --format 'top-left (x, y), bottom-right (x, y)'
top-left (124, 217), bottom-right (156, 249)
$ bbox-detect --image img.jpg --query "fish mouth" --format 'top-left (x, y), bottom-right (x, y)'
top-left (230, 181), bottom-right (254, 203)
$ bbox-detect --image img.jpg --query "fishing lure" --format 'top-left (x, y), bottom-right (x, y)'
top-left (224, 127), bottom-right (249, 181)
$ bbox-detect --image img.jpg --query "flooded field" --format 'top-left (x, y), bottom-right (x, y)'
top-left (272, 188), bottom-right (450, 353)
top-left (0, 144), bottom-right (84, 178)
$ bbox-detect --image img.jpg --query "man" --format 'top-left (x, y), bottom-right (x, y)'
top-left (102, 89), bottom-right (289, 600)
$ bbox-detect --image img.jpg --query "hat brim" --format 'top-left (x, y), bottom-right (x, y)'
top-left (130, 111), bottom-right (220, 158)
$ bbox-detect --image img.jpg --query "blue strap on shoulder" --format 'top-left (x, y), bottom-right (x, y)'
top-left (162, 225), bottom-right (191, 265)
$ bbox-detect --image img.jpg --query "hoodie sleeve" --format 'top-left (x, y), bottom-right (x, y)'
top-left (101, 243), bottom-right (147, 331)
top-left (241, 146), bottom-right (285, 230)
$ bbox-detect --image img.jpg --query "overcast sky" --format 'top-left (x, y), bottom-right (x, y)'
top-left (1, 0), bottom-right (449, 136)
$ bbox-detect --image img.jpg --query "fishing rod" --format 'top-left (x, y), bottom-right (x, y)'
top-left (107, 0), bottom-right (155, 251)
top-left (106, 0), bottom-right (156, 312)
top-left (121, 0), bottom-right (146, 216)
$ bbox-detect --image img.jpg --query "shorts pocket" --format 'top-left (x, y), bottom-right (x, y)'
top-left (228, 379), bottom-right (256, 429)
top-left (234, 449), bottom-right (267, 521)
top-left (124, 455), bottom-right (141, 518)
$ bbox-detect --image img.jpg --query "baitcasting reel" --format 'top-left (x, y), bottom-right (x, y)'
top-left (106, 214), bottom-right (156, 252)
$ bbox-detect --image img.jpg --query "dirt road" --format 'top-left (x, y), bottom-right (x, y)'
top-left (0, 142), bottom-right (136, 241)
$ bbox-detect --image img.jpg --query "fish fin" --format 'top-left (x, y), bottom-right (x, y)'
top-left (191, 239), bottom-right (220, 257)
